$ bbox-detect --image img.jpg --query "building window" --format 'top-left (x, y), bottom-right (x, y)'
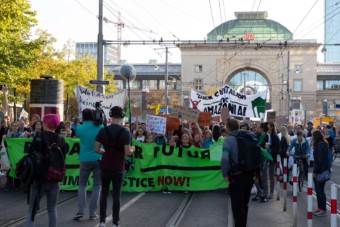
top-left (293, 79), bottom-right (302, 92)
top-left (295, 64), bottom-right (303, 74)
top-left (317, 80), bottom-right (324, 90)
top-left (325, 80), bottom-right (340, 89)
top-left (194, 79), bottom-right (203, 90)
top-left (194, 64), bottom-right (203, 73)
top-left (142, 80), bottom-right (158, 89)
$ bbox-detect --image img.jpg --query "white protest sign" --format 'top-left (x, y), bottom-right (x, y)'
top-left (146, 115), bottom-right (167, 135)
top-left (74, 86), bottom-right (126, 120)
top-left (190, 84), bottom-right (267, 118)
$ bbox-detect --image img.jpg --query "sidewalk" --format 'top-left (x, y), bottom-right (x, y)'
top-left (247, 197), bottom-right (292, 227)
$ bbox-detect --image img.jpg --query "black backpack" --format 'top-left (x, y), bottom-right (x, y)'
top-left (230, 131), bottom-right (262, 174)
top-left (16, 150), bottom-right (45, 186)
top-left (44, 134), bottom-right (66, 182)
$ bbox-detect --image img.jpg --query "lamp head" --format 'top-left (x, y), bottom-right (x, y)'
top-left (120, 64), bottom-right (136, 82)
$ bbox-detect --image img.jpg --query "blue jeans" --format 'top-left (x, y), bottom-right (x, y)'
top-left (314, 179), bottom-right (326, 210)
top-left (77, 161), bottom-right (101, 216)
top-left (26, 181), bottom-right (59, 227)
top-left (99, 170), bottom-right (124, 225)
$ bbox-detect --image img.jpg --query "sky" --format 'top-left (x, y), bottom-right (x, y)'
top-left (29, 0), bottom-right (326, 63)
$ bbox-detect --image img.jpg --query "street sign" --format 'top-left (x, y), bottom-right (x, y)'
top-left (89, 80), bottom-right (110, 85)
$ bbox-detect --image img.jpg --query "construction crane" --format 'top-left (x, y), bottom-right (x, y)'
top-left (103, 12), bottom-right (157, 62)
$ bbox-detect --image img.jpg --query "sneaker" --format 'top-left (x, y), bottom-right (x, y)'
top-left (314, 210), bottom-right (327, 217)
top-left (99, 222), bottom-right (105, 227)
top-left (312, 209), bottom-right (321, 214)
top-left (252, 195), bottom-right (260, 201)
top-left (260, 197), bottom-right (268, 203)
top-left (89, 214), bottom-right (98, 220)
top-left (112, 224), bottom-right (119, 227)
top-left (72, 213), bottom-right (83, 221)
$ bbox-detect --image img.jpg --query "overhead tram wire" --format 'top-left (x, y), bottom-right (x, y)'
top-left (127, 0), bottom-right (182, 41)
top-left (103, 1), bottom-right (164, 59)
top-left (209, 0), bottom-right (216, 28)
top-left (295, 0), bottom-right (339, 38)
top-left (218, 0), bottom-right (224, 38)
top-left (246, 0), bottom-right (262, 35)
top-left (222, 0), bottom-right (227, 23)
top-left (104, 0), bottom-right (159, 39)
top-left (74, 0), bottom-right (97, 18)
top-left (292, 0), bottom-right (320, 34)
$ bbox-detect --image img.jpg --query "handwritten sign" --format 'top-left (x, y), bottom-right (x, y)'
top-left (198, 112), bottom-right (212, 127)
top-left (170, 106), bottom-right (200, 122)
top-left (74, 86), bottom-right (126, 120)
top-left (146, 115), bottom-right (167, 135)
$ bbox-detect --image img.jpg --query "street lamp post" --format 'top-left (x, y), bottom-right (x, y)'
top-left (120, 64), bottom-right (136, 134)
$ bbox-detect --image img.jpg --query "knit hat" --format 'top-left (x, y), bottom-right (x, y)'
top-left (43, 114), bottom-right (60, 130)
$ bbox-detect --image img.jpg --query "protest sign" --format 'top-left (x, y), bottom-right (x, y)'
top-left (74, 86), bottom-right (126, 120)
top-left (198, 112), bottom-right (212, 127)
top-left (146, 115), bottom-right (167, 135)
top-left (265, 111), bottom-right (276, 123)
top-left (166, 116), bottom-right (180, 131)
top-left (170, 106), bottom-right (200, 122)
top-left (191, 84), bottom-right (267, 118)
top-left (6, 138), bottom-right (228, 192)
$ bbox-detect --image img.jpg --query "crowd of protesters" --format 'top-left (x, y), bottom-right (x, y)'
top-left (0, 112), bottom-right (339, 222)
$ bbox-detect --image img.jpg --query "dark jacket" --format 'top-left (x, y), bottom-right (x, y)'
top-left (313, 141), bottom-right (329, 174)
top-left (279, 136), bottom-right (289, 158)
top-left (269, 133), bottom-right (280, 161)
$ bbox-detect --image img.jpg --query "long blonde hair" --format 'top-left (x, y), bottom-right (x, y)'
top-left (280, 126), bottom-right (290, 145)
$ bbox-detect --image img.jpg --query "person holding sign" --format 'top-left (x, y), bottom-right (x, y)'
top-left (94, 106), bottom-right (134, 227)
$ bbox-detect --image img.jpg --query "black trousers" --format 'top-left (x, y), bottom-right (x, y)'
top-left (99, 170), bottom-right (124, 225)
top-left (229, 173), bottom-right (254, 227)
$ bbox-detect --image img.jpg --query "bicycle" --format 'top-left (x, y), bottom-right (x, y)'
top-left (294, 157), bottom-right (305, 192)
top-left (333, 138), bottom-right (340, 161)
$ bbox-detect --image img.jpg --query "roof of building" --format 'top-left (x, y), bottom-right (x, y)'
top-left (207, 11), bottom-right (293, 41)
top-left (105, 64), bottom-right (181, 80)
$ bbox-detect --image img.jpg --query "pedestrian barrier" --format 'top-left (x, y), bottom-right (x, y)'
top-left (283, 157), bottom-right (287, 212)
top-left (292, 163), bottom-right (298, 227)
top-left (307, 173), bottom-right (313, 227)
top-left (330, 183), bottom-right (339, 227)
top-left (276, 154), bottom-right (281, 201)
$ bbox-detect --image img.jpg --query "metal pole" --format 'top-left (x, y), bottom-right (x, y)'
top-left (97, 0), bottom-right (104, 94)
top-left (292, 163), bottom-right (298, 227)
top-left (128, 76), bottom-right (132, 134)
top-left (283, 157), bottom-right (287, 212)
top-left (165, 47), bottom-right (169, 115)
top-left (307, 173), bottom-right (313, 227)
top-left (331, 184), bottom-right (337, 227)
top-left (276, 154), bottom-right (281, 201)
top-left (287, 50), bottom-right (290, 121)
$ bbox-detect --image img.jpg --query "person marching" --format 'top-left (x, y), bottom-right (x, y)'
top-left (26, 114), bottom-right (67, 227)
top-left (73, 109), bottom-right (104, 221)
top-left (94, 106), bottom-right (134, 227)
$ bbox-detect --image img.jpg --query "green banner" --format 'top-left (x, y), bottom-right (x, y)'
top-left (6, 138), bottom-right (227, 191)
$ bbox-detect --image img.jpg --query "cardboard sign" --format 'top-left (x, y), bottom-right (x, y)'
top-left (265, 111), bottom-right (276, 123)
top-left (198, 112), bottom-right (212, 127)
top-left (166, 116), bottom-right (180, 131)
top-left (170, 106), bottom-right (200, 122)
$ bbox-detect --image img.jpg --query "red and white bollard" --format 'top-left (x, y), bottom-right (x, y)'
top-left (307, 173), bottom-right (313, 227)
top-left (331, 184), bottom-right (337, 227)
top-left (292, 163), bottom-right (298, 227)
top-left (283, 157), bottom-right (287, 212)
top-left (276, 154), bottom-right (281, 200)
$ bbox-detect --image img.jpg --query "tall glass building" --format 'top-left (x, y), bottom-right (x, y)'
top-left (325, 0), bottom-right (340, 62)
top-left (75, 42), bottom-right (118, 64)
